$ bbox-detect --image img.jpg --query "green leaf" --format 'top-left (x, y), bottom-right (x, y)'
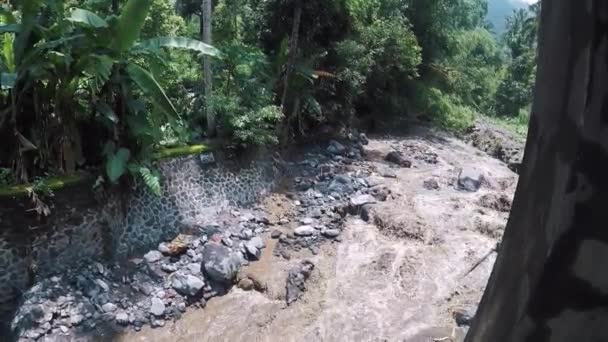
top-left (126, 63), bottom-right (178, 118)
top-left (67, 8), bottom-right (108, 28)
top-left (1, 73), bottom-right (16, 89)
top-left (106, 148), bottom-right (131, 183)
top-left (139, 166), bottom-right (161, 196)
top-left (97, 102), bottom-right (118, 123)
top-left (112, 0), bottom-right (152, 52)
top-left (0, 24), bottom-right (20, 33)
top-left (136, 37), bottom-right (220, 57)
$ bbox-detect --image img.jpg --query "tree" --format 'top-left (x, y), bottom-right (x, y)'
top-left (202, 0), bottom-right (215, 136)
top-left (466, 2), bottom-right (608, 340)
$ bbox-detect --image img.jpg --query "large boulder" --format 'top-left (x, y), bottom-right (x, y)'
top-left (201, 243), bottom-right (242, 284)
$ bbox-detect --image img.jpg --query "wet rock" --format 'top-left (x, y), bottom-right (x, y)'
top-left (70, 314), bottom-right (84, 326)
top-left (423, 178), bottom-right (440, 190)
top-left (102, 302), bottom-right (117, 313)
top-left (171, 273), bottom-right (205, 296)
top-left (457, 167), bottom-right (485, 192)
top-left (201, 243), bottom-right (242, 284)
top-left (360, 204), bottom-right (376, 222)
top-left (186, 263), bottom-right (200, 274)
top-left (453, 308), bottom-right (474, 326)
top-left (286, 260), bottom-right (315, 305)
top-left (322, 229), bottom-right (341, 238)
top-left (245, 244), bottom-right (261, 260)
top-left (115, 312), bottom-right (129, 326)
top-left (300, 217), bottom-right (314, 225)
top-left (327, 140), bottom-right (347, 155)
top-left (271, 230), bottom-right (282, 239)
top-left (96, 279), bottom-right (110, 292)
top-left (151, 319), bottom-right (165, 328)
top-left (161, 264), bottom-right (178, 273)
top-left (294, 225), bottom-right (316, 237)
top-left (150, 298), bottom-right (165, 317)
top-left (144, 251), bottom-right (163, 263)
top-left (359, 133), bottom-right (369, 145)
top-left (385, 151), bottom-right (412, 167)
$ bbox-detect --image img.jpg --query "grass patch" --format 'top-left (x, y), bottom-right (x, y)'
top-left (152, 144), bottom-right (213, 160)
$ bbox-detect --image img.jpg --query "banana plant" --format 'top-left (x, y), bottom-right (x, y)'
top-left (0, 0), bottom-right (219, 190)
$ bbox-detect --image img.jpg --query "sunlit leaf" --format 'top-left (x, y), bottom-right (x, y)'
top-left (137, 37), bottom-right (220, 57)
top-left (68, 8), bottom-right (108, 28)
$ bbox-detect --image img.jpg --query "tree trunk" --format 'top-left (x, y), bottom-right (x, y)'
top-left (201, 0), bottom-right (215, 137)
top-left (466, 2), bottom-right (608, 341)
top-left (280, 2), bottom-right (302, 113)
top-left (277, 2), bottom-right (302, 143)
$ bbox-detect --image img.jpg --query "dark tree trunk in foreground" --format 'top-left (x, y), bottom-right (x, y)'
top-left (466, 2), bottom-right (608, 341)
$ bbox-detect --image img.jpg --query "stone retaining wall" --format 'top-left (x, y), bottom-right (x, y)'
top-left (0, 151), bottom-right (281, 322)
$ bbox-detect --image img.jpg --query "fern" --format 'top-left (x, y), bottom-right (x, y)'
top-left (139, 166), bottom-right (162, 196)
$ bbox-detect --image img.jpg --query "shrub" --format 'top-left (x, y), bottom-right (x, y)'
top-left (413, 85), bottom-right (475, 133)
top-left (334, 17), bottom-right (422, 118)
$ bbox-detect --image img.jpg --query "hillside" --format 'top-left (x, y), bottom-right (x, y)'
top-left (487, 0), bottom-right (533, 34)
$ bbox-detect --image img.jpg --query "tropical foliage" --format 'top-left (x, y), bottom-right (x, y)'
top-left (1, 0), bottom-right (539, 195)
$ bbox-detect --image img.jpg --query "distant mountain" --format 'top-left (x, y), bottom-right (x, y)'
top-left (487, 0), bottom-right (533, 35)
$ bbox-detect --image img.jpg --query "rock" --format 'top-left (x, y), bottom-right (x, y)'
top-left (327, 140), bottom-right (347, 155)
top-left (249, 236), bottom-right (265, 249)
top-left (370, 186), bottom-right (390, 201)
top-left (161, 264), bottom-right (178, 273)
top-left (360, 204), bottom-right (376, 222)
top-left (70, 314), bottom-right (84, 326)
top-left (151, 319), bottom-right (165, 328)
top-left (457, 167), bottom-right (485, 192)
top-left (177, 303), bottom-right (187, 312)
top-left (201, 243), bottom-right (242, 284)
top-left (144, 251), bottom-right (163, 263)
top-left (294, 225), bottom-right (316, 237)
top-left (453, 308), bottom-right (474, 326)
top-left (364, 176), bottom-right (384, 188)
top-left (115, 312), bottom-right (129, 326)
top-left (423, 178), bottom-right (440, 190)
top-left (322, 229), bottom-right (341, 238)
top-left (244, 244), bottom-right (261, 260)
top-left (240, 213), bottom-right (256, 222)
top-left (96, 279), bottom-right (110, 292)
top-left (349, 194), bottom-right (377, 207)
top-left (237, 278), bottom-right (254, 291)
top-left (171, 273), bottom-right (205, 296)
top-left (150, 298), bottom-right (165, 317)
top-left (378, 167), bottom-right (397, 178)
top-left (165, 234), bottom-right (194, 256)
top-left (59, 325), bottom-right (69, 333)
top-left (385, 151), bottom-right (412, 167)
top-left (286, 260), bottom-right (315, 305)
top-left (101, 303), bottom-right (117, 313)
top-left (271, 230), bottom-right (282, 239)
top-left (300, 217), bottom-right (314, 225)
top-left (186, 263), bottom-right (200, 274)
top-left (158, 242), bottom-right (171, 255)
top-left (199, 152), bottom-right (215, 164)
